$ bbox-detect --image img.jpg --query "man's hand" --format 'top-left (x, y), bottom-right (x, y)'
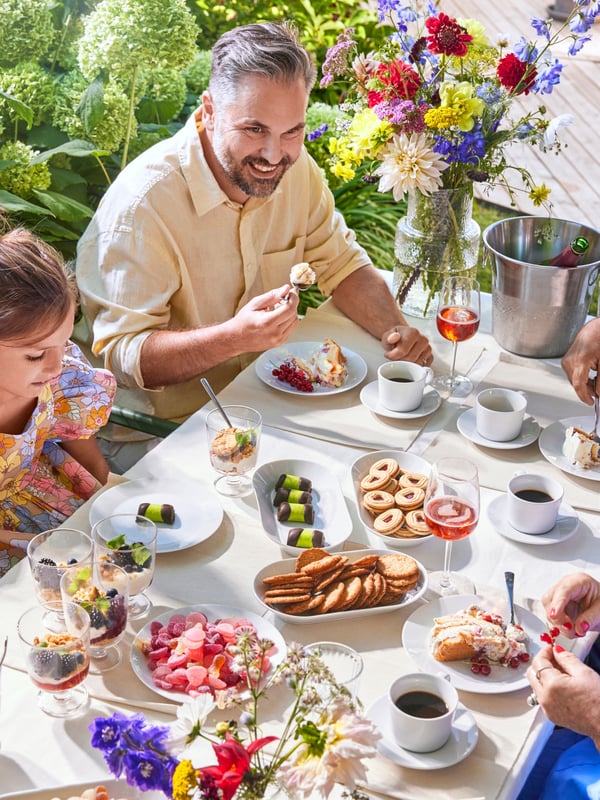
top-left (382, 325), bottom-right (433, 366)
top-left (561, 317), bottom-right (600, 404)
top-left (230, 285), bottom-right (299, 351)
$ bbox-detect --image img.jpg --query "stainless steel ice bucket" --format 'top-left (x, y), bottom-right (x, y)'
top-left (482, 216), bottom-right (600, 358)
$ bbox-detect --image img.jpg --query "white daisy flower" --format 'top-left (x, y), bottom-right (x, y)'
top-left (374, 132), bottom-right (449, 200)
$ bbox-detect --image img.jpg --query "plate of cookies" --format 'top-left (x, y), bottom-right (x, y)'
top-left (253, 459), bottom-right (352, 556)
top-left (351, 451), bottom-right (433, 547)
top-left (254, 547), bottom-right (428, 624)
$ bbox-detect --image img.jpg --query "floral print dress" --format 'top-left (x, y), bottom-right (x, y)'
top-left (0, 342), bottom-right (116, 578)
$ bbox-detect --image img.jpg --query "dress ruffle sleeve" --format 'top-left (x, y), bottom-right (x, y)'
top-left (49, 340), bottom-right (116, 440)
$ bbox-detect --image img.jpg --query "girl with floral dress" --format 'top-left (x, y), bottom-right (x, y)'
top-left (0, 225), bottom-right (116, 578)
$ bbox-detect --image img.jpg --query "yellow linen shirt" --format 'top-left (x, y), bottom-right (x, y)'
top-left (76, 109), bottom-right (371, 423)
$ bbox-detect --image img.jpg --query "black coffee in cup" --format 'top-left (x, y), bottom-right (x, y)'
top-left (394, 690), bottom-right (448, 718)
top-left (514, 489), bottom-right (553, 503)
top-left (389, 377), bottom-right (414, 383)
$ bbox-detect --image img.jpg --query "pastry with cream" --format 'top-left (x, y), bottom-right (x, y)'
top-left (290, 261), bottom-right (316, 289)
top-left (562, 426), bottom-right (600, 469)
top-left (431, 605), bottom-right (528, 664)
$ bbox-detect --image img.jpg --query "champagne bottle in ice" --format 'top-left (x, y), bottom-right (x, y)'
top-left (544, 236), bottom-right (589, 267)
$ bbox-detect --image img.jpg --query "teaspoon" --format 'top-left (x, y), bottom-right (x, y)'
top-left (200, 378), bottom-right (233, 428)
top-left (505, 571), bottom-right (516, 625)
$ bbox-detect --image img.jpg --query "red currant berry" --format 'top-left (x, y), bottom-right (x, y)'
top-left (519, 652), bottom-right (530, 663)
top-left (471, 664), bottom-right (481, 674)
top-left (480, 664), bottom-right (492, 676)
top-left (540, 632), bottom-right (552, 644)
top-left (509, 657), bottom-right (520, 669)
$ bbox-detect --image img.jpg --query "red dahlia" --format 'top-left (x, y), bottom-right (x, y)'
top-left (425, 13), bottom-right (473, 57)
top-left (497, 53), bottom-right (537, 95)
top-left (367, 60), bottom-right (421, 107)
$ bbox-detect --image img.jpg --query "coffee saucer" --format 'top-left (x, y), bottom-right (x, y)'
top-left (366, 694), bottom-right (478, 770)
top-left (457, 408), bottom-right (540, 450)
top-left (487, 495), bottom-right (580, 546)
top-left (360, 381), bottom-right (442, 419)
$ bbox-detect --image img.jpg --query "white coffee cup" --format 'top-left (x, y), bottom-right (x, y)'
top-left (475, 388), bottom-right (527, 442)
top-left (388, 672), bottom-right (458, 753)
top-left (507, 472), bottom-right (564, 534)
top-left (378, 361), bottom-right (433, 412)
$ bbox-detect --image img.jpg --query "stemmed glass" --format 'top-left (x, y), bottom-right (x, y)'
top-left (92, 514), bottom-right (157, 620)
top-left (60, 560), bottom-right (129, 672)
top-left (206, 405), bottom-right (262, 497)
top-left (27, 528), bottom-right (93, 626)
top-left (423, 457), bottom-right (480, 596)
top-left (17, 600), bottom-right (91, 717)
top-left (433, 276), bottom-right (480, 397)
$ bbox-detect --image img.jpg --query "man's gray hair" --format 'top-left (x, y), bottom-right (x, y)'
top-left (208, 22), bottom-right (317, 106)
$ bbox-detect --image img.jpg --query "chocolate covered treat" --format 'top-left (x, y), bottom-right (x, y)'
top-left (273, 487), bottom-right (312, 506)
top-left (277, 502), bottom-right (314, 524)
top-left (275, 473), bottom-right (312, 492)
top-left (287, 528), bottom-right (325, 548)
top-left (138, 502), bottom-right (176, 525)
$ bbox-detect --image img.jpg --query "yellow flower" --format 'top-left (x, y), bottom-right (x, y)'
top-left (332, 161), bottom-right (356, 181)
top-left (346, 107), bottom-right (393, 158)
top-left (457, 18), bottom-right (489, 47)
top-left (424, 106), bottom-right (459, 129)
top-left (529, 183), bottom-right (552, 206)
top-left (438, 81), bottom-right (485, 132)
top-left (172, 759), bottom-right (199, 800)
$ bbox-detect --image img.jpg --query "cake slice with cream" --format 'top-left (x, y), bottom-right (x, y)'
top-left (562, 426), bottom-right (600, 469)
top-left (431, 605), bottom-right (528, 664)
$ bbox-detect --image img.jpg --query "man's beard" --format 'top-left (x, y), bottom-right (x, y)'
top-left (217, 150), bottom-right (293, 198)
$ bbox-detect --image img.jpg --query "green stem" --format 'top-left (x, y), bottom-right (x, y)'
top-left (121, 65), bottom-right (138, 171)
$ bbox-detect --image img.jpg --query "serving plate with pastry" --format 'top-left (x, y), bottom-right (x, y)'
top-left (254, 339), bottom-right (367, 395)
top-left (402, 594), bottom-right (546, 693)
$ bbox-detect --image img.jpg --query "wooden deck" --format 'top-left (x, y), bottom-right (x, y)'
top-left (444, 0), bottom-right (600, 230)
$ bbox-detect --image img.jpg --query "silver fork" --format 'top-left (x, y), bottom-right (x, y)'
top-left (592, 393), bottom-right (600, 444)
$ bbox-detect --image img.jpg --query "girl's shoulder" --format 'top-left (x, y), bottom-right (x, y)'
top-left (57, 341), bottom-right (116, 395)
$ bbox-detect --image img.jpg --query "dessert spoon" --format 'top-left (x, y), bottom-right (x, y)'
top-left (505, 571), bottom-right (516, 625)
top-left (200, 378), bottom-right (233, 428)
top-left (591, 391), bottom-right (599, 444)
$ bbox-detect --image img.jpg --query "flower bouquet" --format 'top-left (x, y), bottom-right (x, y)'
top-left (90, 633), bottom-right (379, 800)
top-left (319, 0), bottom-right (600, 316)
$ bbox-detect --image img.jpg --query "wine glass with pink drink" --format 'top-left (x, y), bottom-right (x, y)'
top-left (423, 457), bottom-right (480, 596)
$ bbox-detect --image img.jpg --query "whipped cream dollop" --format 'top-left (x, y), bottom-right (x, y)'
top-left (290, 262), bottom-right (316, 289)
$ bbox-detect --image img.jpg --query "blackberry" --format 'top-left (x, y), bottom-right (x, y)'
top-left (38, 557), bottom-right (56, 567)
top-left (56, 652), bottom-right (78, 678)
top-left (31, 647), bottom-right (57, 676)
top-left (88, 606), bottom-right (105, 628)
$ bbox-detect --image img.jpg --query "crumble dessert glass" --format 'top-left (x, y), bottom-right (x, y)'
top-left (206, 405), bottom-right (262, 497)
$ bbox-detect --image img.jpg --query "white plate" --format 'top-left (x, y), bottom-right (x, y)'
top-left (359, 380), bottom-right (442, 419)
top-left (456, 408), bottom-right (541, 449)
top-left (402, 594), bottom-right (545, 694)
top-left (366, 694), bottom-right (478, 770)
top-left (89, 478), bottom-right (223, 554)
top-left (351, 450), bottom-right (433, 548)
top-left (254, 341), bottom-right (367, 395)
top-left (2, 780), bottom-right (164, 800)
top-left (539, 415), bottom-right (600, 481)
top-left (487, 495), bottom-right (580, 546)
top-left (131, 604), bottom-right (287, 702)
top-left (252, 458), bottom-right (352, 556)
top-left (254, 548), bottom-right (428, 624)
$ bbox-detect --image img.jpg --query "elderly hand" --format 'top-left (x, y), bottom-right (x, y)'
top-left (542, 572), bottom-right (600, 638)
top-left (382, 325), bottom-right (433, 367)
top-left (561, 317), bottom-right (600, 404)
top-left (528, 645), bottom-right (600, 743)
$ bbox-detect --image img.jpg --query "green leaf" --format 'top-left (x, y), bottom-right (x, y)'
top-left (106, 534), bottom-right (126, 550)
top-left (0, 190), bottom-right (54, 216)
top-left (131, 542), bottom-right (152, 567)
top-left (31, 189), bottom-right (94, 222)
top-left (0, 90), bottom-right (34, 128)
top-left (76, 76), bottom-right (106, 135)
top-left (30, 140), bottom-right (110, 164)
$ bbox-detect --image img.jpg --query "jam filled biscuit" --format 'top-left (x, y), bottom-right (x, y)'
top-left (359, 471), bottom-right (391, 492)
top-left (362, 489), bottom-right (395, 514)
top-left (394, 486), bottom-right (425, 511)
top-left (405, 509), bottom-right (432, 535)
top-left (373, 508), bottom-right (405, 535)
top-left (399, 471), bottom-right (428, 490)
top-left (380, 477), bottom-right (399, 494)
top-left (369, 457), bottom-right (401, 479)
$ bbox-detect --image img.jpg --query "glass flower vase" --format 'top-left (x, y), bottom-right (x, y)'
top-left (393, 186), bottom-right (481, 319)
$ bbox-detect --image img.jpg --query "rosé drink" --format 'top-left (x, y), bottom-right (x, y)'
top-left (424, 496), bottom-right (479, 541)
top-left (437, 306), bottom-right (480, 343)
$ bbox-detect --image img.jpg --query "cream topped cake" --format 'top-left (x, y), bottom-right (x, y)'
top-left (431, 604), bottom-right (528, 665)
top-left (562, 426), bottom-right (600, 469)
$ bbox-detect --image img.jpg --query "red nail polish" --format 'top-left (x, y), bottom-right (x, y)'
top-left (563, 621), bottom-right (573, 630)
top-left (555, 645), bottom-right (565, 653)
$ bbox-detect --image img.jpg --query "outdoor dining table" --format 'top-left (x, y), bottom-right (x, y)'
top-left (0, 284), bottom-right (599, 800)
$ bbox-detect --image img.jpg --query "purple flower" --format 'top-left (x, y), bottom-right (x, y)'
top-left (569, 34), bottom-right (591, 54)
top-left (320, 29), bottom-right (356, 88)
top-left (530, 17), bottom-right (552, 39)
top-left (570, 10), bottom-right (596, 32)
top-left (434, 128), bottom-right (486, 164)
top-left (122, 750), bottom-right (177, 794)
top-left (89, 714), bottom-right (129, 753)
top-left (476, 82), bottom-right (503, 104)
top-left (534, 59), bottom-right (563, 94)
top-left (513, 36), bottom-right (538, 63)
top-left (307, 124), bottom-right (328, 142)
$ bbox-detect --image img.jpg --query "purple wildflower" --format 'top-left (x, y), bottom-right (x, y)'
top-left (122, 750), bottom-right (177, 794)
top-left (513, 36), bottom-right (538, 63)
top-left (476, 82), bottom-right (504, 104)
top-left (307, 124), bottom-right (328, 142)
top-left (530, 17), bottom-right (552, 39)
top-left (570, 10), bottom-right (596, 32)
top-left (320, 29), bottom-right (356, 88)
top-left (568, 34), bottom-right (591, 54)
top-left (534, 59), bottom-right (563, 94)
